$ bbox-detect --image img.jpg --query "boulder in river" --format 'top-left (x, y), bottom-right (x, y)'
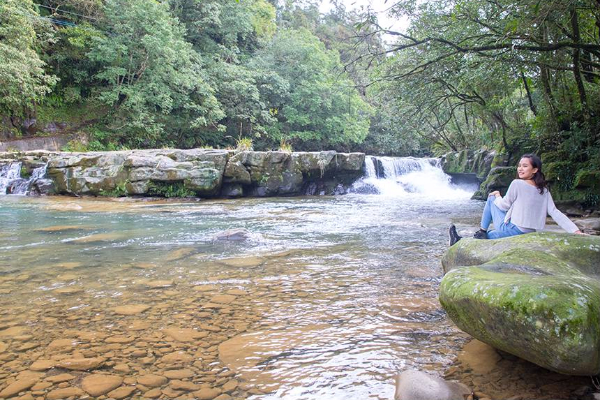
top-left (440, 232), bottom-right (600, 375)
top-left (394, 369), bottom-right (471, 400)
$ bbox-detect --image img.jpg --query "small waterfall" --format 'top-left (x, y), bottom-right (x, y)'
top-left (0, 162), bottom-right (49, 195)
top-left (353, 156), bottom-right (473, 199)
top-left (0, 163), bottom-right (22, 195)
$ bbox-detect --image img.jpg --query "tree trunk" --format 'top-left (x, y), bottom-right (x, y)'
top-left (539, 24), bottom-right (559, 129)
top-left (569, 6), bottom-right (589, 118)
top-left (521, 72), bottom-right (537, 116)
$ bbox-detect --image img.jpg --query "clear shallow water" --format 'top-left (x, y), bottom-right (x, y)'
top-left (0, 175), bottom-right (483, 399)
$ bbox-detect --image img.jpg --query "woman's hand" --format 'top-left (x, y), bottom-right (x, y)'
top-left (489, 191), bottom-right (501, 198)
top-left (574, 230), bottom-right (587, 235)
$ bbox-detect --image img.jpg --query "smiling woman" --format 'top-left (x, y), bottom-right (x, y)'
top-left (449, 153), bottom-right (583, 245)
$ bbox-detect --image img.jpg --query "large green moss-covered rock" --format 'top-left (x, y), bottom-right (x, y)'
top-left (440, 233), bottom-right (600, 375)
top-left (471, 166), bottom-right (516, 200)
top-left (441, 149), bottom-right (495, 179)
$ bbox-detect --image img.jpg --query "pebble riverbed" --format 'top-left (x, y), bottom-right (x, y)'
top-left (3, 194), bottom-right (594, 400)
top-left (0, 194), bottom-right (483, 399)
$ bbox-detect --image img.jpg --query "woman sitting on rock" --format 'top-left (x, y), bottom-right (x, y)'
top-left (449, 153), bottom-right (583, 245)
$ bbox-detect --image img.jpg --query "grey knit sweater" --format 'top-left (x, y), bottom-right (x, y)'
top-left (494, 179), bottom-right (579, 233)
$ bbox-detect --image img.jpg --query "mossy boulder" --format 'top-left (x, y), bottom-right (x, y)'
top-left (471, 166), bottom-right (516, 200)
top-left (543, 162), bottom-right (600, 209)
top-left (440, 233), bottom-right (600, 375)
top-left (441, 149), bottom-right (495, 179)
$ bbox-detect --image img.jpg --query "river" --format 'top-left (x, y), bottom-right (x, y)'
top-left (0, 157), bottom-right (483, 399)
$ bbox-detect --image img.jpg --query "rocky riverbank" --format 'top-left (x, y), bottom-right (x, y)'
top-left (0, 149), bottom-right (365, 198)
top-left (446, 339), bottom-right (595, 400)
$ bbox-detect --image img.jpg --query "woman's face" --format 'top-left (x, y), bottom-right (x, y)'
top-left (518, 158), bottom-right (538, 180)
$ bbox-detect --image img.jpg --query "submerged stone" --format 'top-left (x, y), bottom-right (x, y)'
top-left (440, 232), bottom-right (600, 375)
top-left (394, 369), bottom-right (471, 400)
top-left (0, 377), bottom-right (38, 398)
top-left (81, 373), bottom-right (123, 396)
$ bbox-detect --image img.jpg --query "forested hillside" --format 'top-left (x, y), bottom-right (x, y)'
top-left (1, 0), bottom-right (599, 166)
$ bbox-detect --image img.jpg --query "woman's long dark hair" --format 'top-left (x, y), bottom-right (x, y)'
top-left (520, 154), bottom-right (548, 194)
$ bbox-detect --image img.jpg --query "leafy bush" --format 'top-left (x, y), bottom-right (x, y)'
top-left (278, 140), bottom-right (292, 153)
top-left (99, 182), bottom-right (128, 197)
top-left (147, 181), bottom-right (196, 198)
top-left (236, 137), bottom-right (253, 152)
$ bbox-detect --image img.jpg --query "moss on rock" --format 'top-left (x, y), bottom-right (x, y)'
top-left (440, 233), bottom-right (600, 375)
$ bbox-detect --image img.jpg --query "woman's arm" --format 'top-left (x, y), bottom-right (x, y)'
top-left (547, 191), bottom-right (582, 233)
top-left (493, 180), bottom-right (518, 211)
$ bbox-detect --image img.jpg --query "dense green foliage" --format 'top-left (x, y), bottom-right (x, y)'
top-left (0, 0), bottom-right (598, 163)
top-left (0, 0), bottom-right (57, 117)
top-left (1, 0), bottom-right (375, 151)
top-left (368, 0), bottom-right (600, 163)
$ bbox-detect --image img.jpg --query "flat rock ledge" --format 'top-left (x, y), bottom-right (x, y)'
top-left (439, 232), bottom-right (600, 376)
top-left (0, 149), bottom-right (365, 198)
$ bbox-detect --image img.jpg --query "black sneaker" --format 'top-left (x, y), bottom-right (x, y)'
top-left (448, 224), bottom-right (462, 246)
top-left (473, 229), bottom-right (488, 239)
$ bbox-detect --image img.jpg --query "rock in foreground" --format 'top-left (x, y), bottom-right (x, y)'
top-left (440, 232), bottom-right (600, 375)
top-left (394, 369), bottom-right (471, 400)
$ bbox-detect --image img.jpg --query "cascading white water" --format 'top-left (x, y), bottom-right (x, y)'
top-left (353, 156), bottom-right (474, 199)
top-left (0, 163), bottom-right (22, 195)
top-left (0, 163), bottom-right (48, 195)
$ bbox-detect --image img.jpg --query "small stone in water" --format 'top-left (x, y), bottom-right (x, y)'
top-left (56, 357), bottom-right (105, 371)
top-left (170, 380), bottom-right (202, 391)
top-left (0, 326), bottom-right (26, 338)
top-left (163, 369), bottom-right (195, 379)
top-left (0, 378), bottom-right (38, 398)
top-left (29, 359), bottom-right (55, 371)
top-left (53, 286), bottom-right (84, 295)
top-left (394, 370), bottom-right (471, 400)
top-left (46, 387), bottom-right (85, 400)
top-left (113, 304), bottom-right (150, 315)
top-left (108, 385), bottom-right (137, 399)
top-left (47, 338), bottom-right (78, 349)
top-left (160, 351), bottom-right (194, 364)
top-left (209, 295), bottom-right (236, 304)
top-left (163, 327), bottom-right (208, 342)
top-left (212, 229), bottom-right (251, 241)
top-left (46, 373), bottom-right (76, 383)
top-left (193, 387), bottom-right (222, 400)
top-left (137, 374), bottom-right (168, 387)
top-left (81, 373), bottom-right (123, 396)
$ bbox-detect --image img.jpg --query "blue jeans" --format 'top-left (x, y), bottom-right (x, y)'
top-left (481, 195), bottom-right (524, 239)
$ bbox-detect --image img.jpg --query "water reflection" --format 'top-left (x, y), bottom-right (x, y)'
top-left (0, 192), bottom-right (482, 399)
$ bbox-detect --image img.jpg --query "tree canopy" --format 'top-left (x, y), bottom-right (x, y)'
top-left (361, 0), bottom-right (599, 163)
top-left (0, 0), bottom-right (598, 164)
top-left (0, 0), bottom-right (57, 117)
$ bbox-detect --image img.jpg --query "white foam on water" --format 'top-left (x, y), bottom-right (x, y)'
top-left (0, 163), bottom-right (48, 195)
top-left (352, 156), bottom-right (475, 200)
top-left (0, 162), bottom-right (22, 195)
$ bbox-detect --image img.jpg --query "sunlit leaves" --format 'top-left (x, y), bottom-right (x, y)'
top-left (88, 0), bottom-right (224, 147)
top-left (0, 0), bottom-right (57, 115)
